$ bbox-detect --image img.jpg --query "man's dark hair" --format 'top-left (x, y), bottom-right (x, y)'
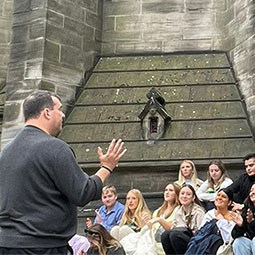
top-left (23, 90), bottom-right (59, 122)
top-left (244, 153), bottom-right (255, 162)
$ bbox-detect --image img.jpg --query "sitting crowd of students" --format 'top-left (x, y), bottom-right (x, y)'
top-left (69, 153), bottom-right (255, 255)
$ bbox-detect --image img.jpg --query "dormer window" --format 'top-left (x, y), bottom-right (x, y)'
top-left (138, 88), bottom-right (171, 142)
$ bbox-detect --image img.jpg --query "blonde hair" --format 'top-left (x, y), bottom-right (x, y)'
top-left (176, 160), bottom-right (199, 189)
top-left (102, 185), bottom-right (117, 195)
top-left (120, 189), bottom-right (151, 229)
top-left (156, 183), bottom-right (180, 218)
top-left (87, 224), bottom-right (121, 255)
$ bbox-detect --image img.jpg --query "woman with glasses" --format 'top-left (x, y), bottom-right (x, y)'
top-left (85, 224), bottom-right (126, 255)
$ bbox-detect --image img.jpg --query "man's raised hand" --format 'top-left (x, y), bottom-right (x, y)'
top-left (97, 139), bottom-right (127, 172)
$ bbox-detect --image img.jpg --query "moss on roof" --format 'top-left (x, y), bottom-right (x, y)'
top-left (59, 53), bottom-right (255, 167)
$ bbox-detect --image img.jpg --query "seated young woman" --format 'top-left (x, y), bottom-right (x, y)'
top-left (161, 184), bottom-right (205, 255)
top-left (185, 188), bottom-right (236, 255)
top-left (110, 189), bottom-right (151, 241)
top-left (174, 160), bottom-right (203, 191)
top-left (84, 224), bottom-right (126, 255)
top-left (147, 183), bottom-right (180, 255)
top-left (231, 183), bottom-right (255, 255)
top-left (117, 183), bottom-right (180, 255)
top-left (196, 160), bottom-right (233, 211)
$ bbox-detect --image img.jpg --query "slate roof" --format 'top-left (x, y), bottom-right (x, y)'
top-left (59, 53), bottom-right (255, 169)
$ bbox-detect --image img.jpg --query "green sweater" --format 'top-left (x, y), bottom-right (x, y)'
top-left (0, 126), bottom-right (102, 248)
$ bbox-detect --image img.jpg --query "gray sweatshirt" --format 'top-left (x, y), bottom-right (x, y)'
top-left (0, 126), bottom-right (102, 248)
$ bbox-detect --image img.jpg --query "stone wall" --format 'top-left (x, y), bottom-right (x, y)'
top-left (101, 0), bottom-right (255, 131)
top-left (222, 0), bottom-right (255, 132)
top-left (1, 0), bottom-right (103, 148)
top-left (1, 0), bottom-right (48, 146)
top-left (0, 0), bottom-right (13, 89)
top-left (42, 0), bottom-right (103, 106)
top-left (2, 0), bottom-right (255, 145)
top-left (102, 0), bottom-right (225, 55)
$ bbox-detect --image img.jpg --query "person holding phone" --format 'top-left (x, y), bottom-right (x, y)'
top-left (86, 185), bottom-right (125, 232)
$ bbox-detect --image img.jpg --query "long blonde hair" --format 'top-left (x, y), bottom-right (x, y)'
top-left (176, 160), bottom-right (200, 189)
top-left (87, 224), bottom-right (122, 255)
top-left (120, 189), bottom-right (151, 229)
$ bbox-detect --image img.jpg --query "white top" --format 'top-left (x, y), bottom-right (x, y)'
top-left (174, 178), bottom-right (204, 191)
top-left (196, 177), bottom-right (233, 202)
top-left (200, 209), bottom-right (235, 243)
top-left (172, 204), bottom-right (205, 233)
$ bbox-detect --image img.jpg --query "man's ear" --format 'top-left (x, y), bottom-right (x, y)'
top-left (44, 108), bottom-right (51, 119)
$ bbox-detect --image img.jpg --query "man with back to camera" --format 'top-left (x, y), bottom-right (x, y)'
top-left (225, 153), bottom-right (255, 210)
top-left (0, 90), bottom-right (127, 254)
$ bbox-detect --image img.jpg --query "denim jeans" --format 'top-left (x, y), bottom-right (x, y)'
top-left (233, 236), bottom-right (255, 255)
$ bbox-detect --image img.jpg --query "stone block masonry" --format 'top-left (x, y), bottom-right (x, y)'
top-left (0, 0), bottom-right (13, 89)
top-left (101, 0), bottom-right (255, 133)
top-left (221, 0), bottom-right (255, 133)
top-left (1, 0), bottom-right (48, 148)
top-left (102, 0), bottom-right (225, 55)
top-left (2, 0), bottom-right (255, 146)
top-left (1, 0), bottom-right (103, 148)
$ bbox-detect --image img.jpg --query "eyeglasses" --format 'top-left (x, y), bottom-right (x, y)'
top-left (84, 228), bottom-right (100, 237)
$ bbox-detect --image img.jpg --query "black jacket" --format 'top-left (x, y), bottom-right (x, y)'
top-left (225, 173), bottom-right (255, 203)
top-left (232, 206), bottom-right (255, 240)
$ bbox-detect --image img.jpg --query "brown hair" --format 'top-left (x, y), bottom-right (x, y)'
top-left (179, 184), bottom-right (202, 227)
top-left (156, 183), bottom-right (180, 218)
top-left (86, 224), bottom-right (122, 255)
top-left (207, 160), bottom-right (227, 190)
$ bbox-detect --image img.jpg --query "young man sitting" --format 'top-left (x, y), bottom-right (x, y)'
top-left (86, 185), bottom-right (125, 232)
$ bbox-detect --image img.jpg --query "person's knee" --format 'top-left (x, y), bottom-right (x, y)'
top-left (110, 225), bottom-right (119, 234)
top-left (233, 237), bottom-right (250, 252)
top-left (161, 230), bottom-right (170, 244)
top-left (110, 225), bottom-right (120, 240)
top-left (169, 230), bottom-right (184, 242)
top-left (251, 237), bottom-right (255, 251)
top-left (119, 225), bottom-right (134, 240)
top-left (233, 238), bottom-right (242, 250)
